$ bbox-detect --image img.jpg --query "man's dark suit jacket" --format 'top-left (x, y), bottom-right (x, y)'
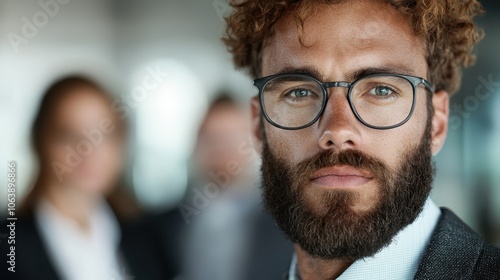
top-left (283, 209), bottom-right (500, 280)
top-left (0, 211), bottom-right (176, 280)
top-left (413, 208), bottom-right (500, 279)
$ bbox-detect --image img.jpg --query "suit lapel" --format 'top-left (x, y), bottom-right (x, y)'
top-left (16, 214), bottom-right (61, 280)
top-left (414, 208), bottom-right (483, 280)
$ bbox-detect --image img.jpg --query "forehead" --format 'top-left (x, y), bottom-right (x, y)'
top-left (53, 89), bottom-right (114, 127)
top-left (262, 0), bottom-right (427, 80)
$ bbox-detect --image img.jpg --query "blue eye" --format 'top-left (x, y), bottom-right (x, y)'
top-left (288, 89), bottom-right (313, 98)
top-left (369, 86), bottom-right (394, 96)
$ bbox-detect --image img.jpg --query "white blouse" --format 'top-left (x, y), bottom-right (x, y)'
top-left (35, 198), bottom-right (125, 280)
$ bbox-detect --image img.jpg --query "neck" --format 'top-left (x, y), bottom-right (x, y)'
top-left (295, 245), bottom-right (353, 280)
top-left (42, 180), bottom-right (100, 232)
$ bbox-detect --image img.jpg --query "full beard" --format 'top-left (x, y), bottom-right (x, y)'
top-left (260, 126), bottom-right (435, 260)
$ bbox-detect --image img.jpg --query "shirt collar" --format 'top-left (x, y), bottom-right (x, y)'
top-left (289, 198), bottom-right (441, 280)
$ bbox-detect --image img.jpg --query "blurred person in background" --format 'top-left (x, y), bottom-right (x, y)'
top-left (0, 76), bottom-right (174, 280)
top-left (157, 94), bottom-right (293, 280)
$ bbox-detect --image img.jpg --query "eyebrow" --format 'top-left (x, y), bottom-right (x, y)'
top-left (273, 64), bottom-right (419, 82)
top-left (274, 66), bottom-right (324, 80)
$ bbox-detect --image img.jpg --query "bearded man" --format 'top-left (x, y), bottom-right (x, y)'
top-left (223, 0), bottom-right (500, 279)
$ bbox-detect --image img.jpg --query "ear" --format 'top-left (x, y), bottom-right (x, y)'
top-left (250, 96), bottom-right (263, 156)
top-left (431, 90), bottom-right (449, 155)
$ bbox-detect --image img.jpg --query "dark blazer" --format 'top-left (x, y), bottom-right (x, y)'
top-left (0, 210), bottom-right (176, 280)
top-left (414, 208), bottom-right (500, 280)
top-left (282, 208), bottom-right (500, 280)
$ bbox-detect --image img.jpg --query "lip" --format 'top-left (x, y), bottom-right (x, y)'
top-left (310, 165), bottom-right (374, 189)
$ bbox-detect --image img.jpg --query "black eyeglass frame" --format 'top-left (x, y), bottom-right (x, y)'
top-left (254, 73), bottom-right (435, 130)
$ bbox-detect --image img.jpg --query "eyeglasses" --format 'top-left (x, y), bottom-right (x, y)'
top-left (254, 73), bottom-right (435, 130)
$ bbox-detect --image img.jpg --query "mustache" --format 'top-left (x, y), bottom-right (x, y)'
top-left (293, 149), bottom-right (391, 182)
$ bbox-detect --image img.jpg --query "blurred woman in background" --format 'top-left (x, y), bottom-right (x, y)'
top-left (1, 76), bottom-right (174, 280)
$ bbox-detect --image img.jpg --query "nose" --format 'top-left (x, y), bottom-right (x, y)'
top-left (317, 87), bottom-right (362, 151)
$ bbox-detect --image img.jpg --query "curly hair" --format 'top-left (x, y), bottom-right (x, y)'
top-left (223, 0), bottom-right (484, 95)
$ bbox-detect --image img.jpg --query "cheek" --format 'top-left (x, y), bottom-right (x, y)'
top-left (94, 142), bottom-right (125, 172)
top-left (372, 99), bottom-right (428, 168)
top-left (46, 140), bottom-right (69, 165)
top-left (364, 130), bottom-right (408, 171)
top-left (265, 124), bottom-right (322, 164)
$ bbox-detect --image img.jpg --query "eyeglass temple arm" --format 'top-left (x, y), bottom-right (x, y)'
top-left (420, 78), bottom-right (435, 93)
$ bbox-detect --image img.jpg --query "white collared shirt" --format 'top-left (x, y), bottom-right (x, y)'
top-left (35, 198), bottom-right (124, 280)
top-left (289, 198), bottom-right (441, 280)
